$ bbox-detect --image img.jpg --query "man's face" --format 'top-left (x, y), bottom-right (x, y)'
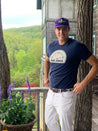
top-left (55, 27), bottom-right (70, 42)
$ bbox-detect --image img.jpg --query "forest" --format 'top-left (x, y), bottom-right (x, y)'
top-left (3, 25), bottom-right (42, 87)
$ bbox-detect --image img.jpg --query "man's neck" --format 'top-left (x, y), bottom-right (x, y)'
top-left (59, 38), bottom-right (69, 45)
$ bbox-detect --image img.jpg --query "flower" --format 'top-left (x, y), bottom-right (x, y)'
top-left (0, 81), bottom-right (35, 125)
top-left (26, 77), bottom-right (30, 90)
top-left (7, 81), bottom-right (15, 99)
top-left (7, 84), bottom-right (12, 99)
top-left (0, 86), bottom-right (2, 101)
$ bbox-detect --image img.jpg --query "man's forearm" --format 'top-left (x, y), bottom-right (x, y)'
top-left (73, 55), bottom-right (98, 94)
top-left (73, 64), bottom-right (98, 94)
top-left (44, 61), bottom-right (50, 80)
top-left (81, 67), bottom-right (98, 86)
top-left (44, 57), bottom-right (50, 87)
top-left (81, 55), bottom-right (98, 87)
top-left (44, 57), bottom-right (50, 79)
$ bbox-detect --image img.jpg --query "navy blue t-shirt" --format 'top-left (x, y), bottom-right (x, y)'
top-left (47, 38), bottom-right (92, 89)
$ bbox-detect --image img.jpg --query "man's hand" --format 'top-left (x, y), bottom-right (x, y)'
top-left (44, 79), bottom-right (50, 87)
top-left (73, 83), bottom-right (85, 94)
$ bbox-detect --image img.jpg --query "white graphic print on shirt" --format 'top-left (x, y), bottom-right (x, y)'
top-left (50, 50), bottom-right (67, 63)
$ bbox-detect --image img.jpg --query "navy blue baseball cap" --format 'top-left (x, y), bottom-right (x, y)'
top-left (54, 17), bottom-right (70, 28)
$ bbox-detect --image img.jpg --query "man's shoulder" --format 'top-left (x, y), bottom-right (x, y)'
top-left (50, 40), bottom-right (58, 44)
top-left (69, 38), bottom-right (80, 43)
top-left (69, 38), bottom-right (83, 46)
top-left (48, 40), bottom-right (58, 47)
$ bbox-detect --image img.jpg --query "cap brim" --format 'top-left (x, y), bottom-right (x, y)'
top-left (54, 25), bottom-right (69, 28)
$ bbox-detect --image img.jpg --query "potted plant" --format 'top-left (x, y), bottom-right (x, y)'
top-left (0, 80), bottom-right (36, 131)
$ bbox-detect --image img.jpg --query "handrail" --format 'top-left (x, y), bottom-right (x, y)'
top-left (11, 87), bottom-right (49, 92)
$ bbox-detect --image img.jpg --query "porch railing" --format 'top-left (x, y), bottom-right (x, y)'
top-left (11, 87), bottom-right (49, 131)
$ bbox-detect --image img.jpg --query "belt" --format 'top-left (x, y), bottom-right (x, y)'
top-left (50, 87), bottom-right (73, 93)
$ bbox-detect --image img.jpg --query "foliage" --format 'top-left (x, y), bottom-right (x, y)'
top-left (0, 92), bottom-right (35, 125)
top-left (3, 26), bottom-right (42, 87)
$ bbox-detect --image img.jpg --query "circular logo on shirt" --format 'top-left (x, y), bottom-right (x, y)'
top-left (50, 50), bottom-right (67, 63)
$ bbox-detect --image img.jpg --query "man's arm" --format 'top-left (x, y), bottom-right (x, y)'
top-left (73, 54), bottom-right (98, 94)
top-left (44, 56), bottom-right (50, 87)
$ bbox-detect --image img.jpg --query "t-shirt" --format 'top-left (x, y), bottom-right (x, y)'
top-left (47, 38), bottom-right (92, 89)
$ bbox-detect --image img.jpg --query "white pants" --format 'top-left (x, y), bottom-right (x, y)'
top-left (45, 89), bottom-right (76, 131)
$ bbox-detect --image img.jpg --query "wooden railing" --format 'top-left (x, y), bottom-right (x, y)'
top-left (11, 87), bottom-right (49, 131)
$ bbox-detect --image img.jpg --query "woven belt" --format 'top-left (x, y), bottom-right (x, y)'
top-left (50, 87), bottom-right (73, 93)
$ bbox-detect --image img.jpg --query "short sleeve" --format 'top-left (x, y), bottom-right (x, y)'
top-left (78, 43), bottom-right (92, 60)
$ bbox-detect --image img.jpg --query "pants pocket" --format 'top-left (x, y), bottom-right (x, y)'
top-left (62, 91), bottom-right (74, 99)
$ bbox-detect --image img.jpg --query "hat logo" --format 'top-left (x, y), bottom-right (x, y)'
top-left (58, 19), bottom-right (66, 23)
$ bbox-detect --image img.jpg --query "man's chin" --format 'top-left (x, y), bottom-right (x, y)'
top-left (60, 38), bottom-right (66, 41)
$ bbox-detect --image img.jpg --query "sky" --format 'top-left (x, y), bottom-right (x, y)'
top-left (1, 0), bottom-right (42, 29)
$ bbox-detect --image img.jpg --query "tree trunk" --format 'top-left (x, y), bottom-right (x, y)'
top-left (0, 0), bottom-right (10, 98)
top-left (74, 0), bottom-right (93, 131)
top-left (0, 1), bottom-right (10, 130)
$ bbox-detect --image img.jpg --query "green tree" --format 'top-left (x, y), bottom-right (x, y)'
top-left (3, 26), bottom-right (42, 87)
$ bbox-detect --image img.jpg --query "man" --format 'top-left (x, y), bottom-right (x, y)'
top-left (44, 17), bottom-right (98, 131)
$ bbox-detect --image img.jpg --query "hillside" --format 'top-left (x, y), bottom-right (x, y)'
top-left (3, 26), bottom-right (42, 87)
top-left (4, 26), bottom-right (42, 39)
